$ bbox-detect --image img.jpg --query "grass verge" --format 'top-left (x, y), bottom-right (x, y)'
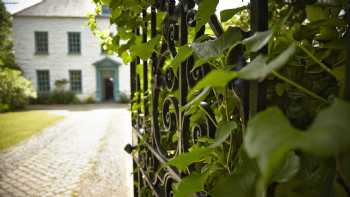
top-left (0, 111), bottom-right (64, 151)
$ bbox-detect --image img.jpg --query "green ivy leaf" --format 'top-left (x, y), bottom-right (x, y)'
top-left (174, 172), bottom-right (208, 197)
top-left (244, 99), bottom-right (350, 196)
top-left (244, 107), bottom-right (302, 181)
top-left (130, 35), bottom-right (160, 60)
top-left (238, 44), bottom-right (296, 81)
top-left (188, 70), bottom-right (237, 99)
top-left (220, 6), bottom-right (247, 22)
top-left (168, 147), bottom-right (211, 171)
top-left (305, 5), bottom-right (327, 22)
top-left (211, 151), bottom-right (258, 197)
top-left (271, 151), bottom-right (300, 183)
top-left (192, 27), bottom-right (242, 61)
top-left (195, 0), bottom-right (219, 32)
top-left (299, 99), bottom-right (350, 156)
top-left (210, 121), bottom-right (237, 148)
top-left (242, 30), bottom-right (273, 52)
top-left (165, 45), bottom-right (193, 73)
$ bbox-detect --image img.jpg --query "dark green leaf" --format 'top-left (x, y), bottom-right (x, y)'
top-left (305, 5), bottom-right (327, 22)
top-left (271, 151), bottom-right (300, 183)
top-left (239, 44), bottom-right (296, 81)
top-left (220, 6), bottom-right (247, 22)
top-left (211, 152), bottom-right (258, 197)
top-left (242, 30), bottom-right (273, 52)
top-left (244, 107), bottom-right (302, 180)
top-left (166, 45), bottom-right (193, 73)
top-left (174, 172), bottom-right (208, 197)
top-left (192, 27), bottom-right (242, 60)
top-left (244, 99), bottom-right (350, 196)
top-left (299, 99), bottom-right (350, 156)
top-left (210, 121), bottom-right (237, 148)
top-left (195, 0), bottom-right (219, 32)
top-left (168, 147), bottom-right (211, 171)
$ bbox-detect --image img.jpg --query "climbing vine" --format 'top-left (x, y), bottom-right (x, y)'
top-left (90, 0), bottom-right (350, 196)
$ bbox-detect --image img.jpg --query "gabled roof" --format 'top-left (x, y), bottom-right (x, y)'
top-left (14, 0), bottom-right (100, 18)
top-left (4, 0), bottom-right (43, 15)
top-left (93, 57), bottom-right (123, 68)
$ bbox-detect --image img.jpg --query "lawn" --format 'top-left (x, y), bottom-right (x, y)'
top-left (0, 111), bottom-right (64, 151)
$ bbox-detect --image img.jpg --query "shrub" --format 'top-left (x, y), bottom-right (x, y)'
top-left (119, 92), bottom-right (130, 104)
top-left (48, 90), bottom-right (79, 104)
top-left (84, 96), bottom-right (96, 104)
top-left (0, 68), bottom-right (36, 112)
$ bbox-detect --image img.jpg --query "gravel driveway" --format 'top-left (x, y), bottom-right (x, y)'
top-left (0, 104), bottom-right (133, 197)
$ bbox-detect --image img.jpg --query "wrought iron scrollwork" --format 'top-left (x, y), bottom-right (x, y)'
top-left (128, 0), bottom-right (268, 196)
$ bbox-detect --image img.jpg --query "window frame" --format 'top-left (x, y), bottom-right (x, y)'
top-left (69, 70), bottom-right (82, 93)
top-left (36, 70), bottom-right (50, 93)
top-left (34, 31), bottom-right (49, 55)
top-left (67, 32), bottom-right (81, 55)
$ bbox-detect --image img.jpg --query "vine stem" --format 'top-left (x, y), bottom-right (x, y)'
top-left (272, 71), bottom-right (330, 104)
top-left (297, 44), bottom-right (338, 79)
top-left (224, 87), bottom-right (233, 174)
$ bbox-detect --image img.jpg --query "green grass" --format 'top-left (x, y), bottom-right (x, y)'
top-left (0, 111), bottom-right (64, 151)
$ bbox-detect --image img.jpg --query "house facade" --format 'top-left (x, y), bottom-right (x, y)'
top-left (10, 0), bottom-right (130, 102)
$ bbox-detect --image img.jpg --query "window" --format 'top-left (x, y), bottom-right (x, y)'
top-left (68, 32), bottom-right (81, 54)
top-left (101, 5), bottom-right (110, 16)
top-left (37, 70), bottom-right (50, 93)
top-left (35, 32), bottom-right (48, 54)
top-left (69, 70), bottom-right (82, 93)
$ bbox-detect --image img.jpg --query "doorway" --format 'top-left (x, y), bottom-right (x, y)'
top-left (104, 78), bottom-right (114, 101)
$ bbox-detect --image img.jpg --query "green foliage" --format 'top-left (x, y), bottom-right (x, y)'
top-left (192, 26), bottom-right (242, 60)
top-left (195, 0), bottom-right (219, 32)
top-left (220, 6), bottom-right (248, 22)
top-left (84, 96), bottom-right (96, 104)
top-left (244, 99), bottom-right (350, 196)
top-left (173, 172), bottom-right (208, 197)
top-left (0, 0), bottom-right (15, 69)
top-left (0, 68), bottom-right (36, 112)
top-left (119, 91), bottom-right (130, 103)
top-left (91, 0), bottom-right (350, 196)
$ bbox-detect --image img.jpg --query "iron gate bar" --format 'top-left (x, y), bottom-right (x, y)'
top-left (133, 127), bottom-right (182, 182)
top-left (142, 9), bottom-right (149, 117)
top-left (178, 1), bottom-right (190, 153)
top-left (345, 0), bottom-right (350, 101)
top-left (249, 0), bottom-right (268, 118)
top-left (134, 159), bottom-right (161, 197)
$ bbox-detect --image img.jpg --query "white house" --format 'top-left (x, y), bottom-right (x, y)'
top-left (8, 0), bottom-right (130, 102)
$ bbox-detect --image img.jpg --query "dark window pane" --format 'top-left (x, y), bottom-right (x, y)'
top-left (37, 70), bottom-right (50, 92)
top-left (35, 32), bottom-right (48, 54)
top-left (69, 70), bottom-right (82, 93)
top-left (68, 32), bottom-right (81, 54)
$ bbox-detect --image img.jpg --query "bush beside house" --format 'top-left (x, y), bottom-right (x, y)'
top-left (0, 1), bottom-right (36, 112)
top-left (0, 68), bottom-right (36, 112)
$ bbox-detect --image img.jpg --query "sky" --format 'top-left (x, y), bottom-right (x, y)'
top-left (4, 0), bottom-right (248, 14)
top-left (217, 0), bottom-right (248, 12)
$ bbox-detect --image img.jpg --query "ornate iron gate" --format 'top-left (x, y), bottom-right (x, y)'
top-left (124, 0), bottom-right (350, 196)
top-left (126, 1), bottom-right (268, 196)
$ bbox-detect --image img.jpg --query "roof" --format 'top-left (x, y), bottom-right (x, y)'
top-left (13, 0), bottom-right (99, 17)
top-left (93, 57), bottom-right (123, 68)
top-left (4, 0), bottom-right (43, 15)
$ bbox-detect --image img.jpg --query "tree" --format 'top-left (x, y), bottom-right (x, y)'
top-left (0, 0), bottom-right (15, 68)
